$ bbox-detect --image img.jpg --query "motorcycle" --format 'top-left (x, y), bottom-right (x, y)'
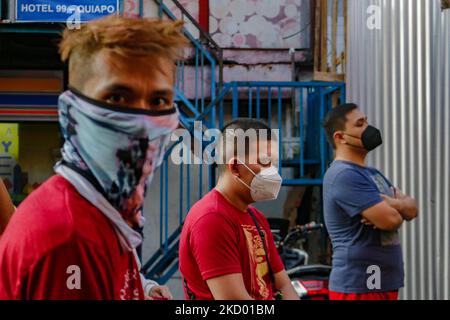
top-left (268, 218), bottom-right (331, 300)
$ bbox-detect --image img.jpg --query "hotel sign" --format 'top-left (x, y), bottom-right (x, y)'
top-left (15, 0), bottom-right (119, 23)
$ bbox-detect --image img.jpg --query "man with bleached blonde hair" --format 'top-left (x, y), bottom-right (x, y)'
top-left (0, 15), bottom-right (187, 300)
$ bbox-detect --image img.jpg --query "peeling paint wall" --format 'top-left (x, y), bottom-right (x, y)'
top-left (209, 0), bottom-right (310, 49)
top-left (123, 0), bottom-right (141, 17)
top-left (142, 0), bottom-right (313, 99)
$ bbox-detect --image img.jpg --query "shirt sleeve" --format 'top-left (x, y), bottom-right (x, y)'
top-left (140, 273), bottom-right (159, 297)
top-left (331, 168), bottom-right (383, 218)
top-left (189, 212), bottom-right (242, 281)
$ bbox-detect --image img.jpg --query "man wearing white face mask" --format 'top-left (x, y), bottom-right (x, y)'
top-left (179, 118), bottom-right (299, 300)
top-left (0, 16), bottom-right (187, 300)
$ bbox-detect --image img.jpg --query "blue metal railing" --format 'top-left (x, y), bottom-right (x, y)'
top-left (142, 81), bottom-right (345, 283)
top-left (206, 81), bottom-right (345, 185)
top-left (141, 112), bottom-right (216, 283)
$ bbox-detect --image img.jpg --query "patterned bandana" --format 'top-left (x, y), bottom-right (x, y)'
top-left (56, 89), bottom-right (179, 221)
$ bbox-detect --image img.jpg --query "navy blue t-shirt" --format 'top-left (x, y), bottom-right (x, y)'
top-left (323, 160), bottom-right (404, 293)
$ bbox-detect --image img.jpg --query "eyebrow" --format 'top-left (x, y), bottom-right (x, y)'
top-left (99, 83), bottom-right (135, 94)
top-left (150, 89), bottom-right (174, 97)
top-left (354, 116), bottom-right (367, 124)
top-left (99, 84), bottom-right (173, 98)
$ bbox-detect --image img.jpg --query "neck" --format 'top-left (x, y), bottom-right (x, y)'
top-left (334, 148), bottom-right (367, 167)
top-left (215, 176), bottom-right (251, 212)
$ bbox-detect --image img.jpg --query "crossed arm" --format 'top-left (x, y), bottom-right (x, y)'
top-left (361, 188), bottom-right (418, 231)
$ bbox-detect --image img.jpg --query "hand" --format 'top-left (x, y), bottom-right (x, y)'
top-left (361, 218), bottom-right (377, 229)
top-left (148, 285), bottom-right (173, 300)
top-left (393, 188), bottom-right (407, 199)
top-left (380, 194), bottom-right (403, 212)
top-left (385, 188), bottom-right (418, 221)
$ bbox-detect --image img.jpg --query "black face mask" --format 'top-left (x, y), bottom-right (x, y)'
top-left (343, 125), bottom-right (383, 151)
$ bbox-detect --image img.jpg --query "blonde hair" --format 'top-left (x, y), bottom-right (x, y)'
top-left (59, 15), bottom-right (188, 85)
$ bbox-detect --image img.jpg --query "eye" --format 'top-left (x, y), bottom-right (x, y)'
top-left (356, 120), bottom-right (366, 127)
top-left (150, 97), bottom-right (170, 110)
top-left (105, 94), bottom-right (126, 105)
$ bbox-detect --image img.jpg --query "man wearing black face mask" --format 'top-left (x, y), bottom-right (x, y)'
top-left (322, 103), bottom-right (418, 300)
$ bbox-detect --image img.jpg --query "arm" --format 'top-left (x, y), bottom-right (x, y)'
top-left (0, 179), bottom-right (14, 234)
top-left (274, 270), bottom-right (300, 300)
top-left (206, 273), bottom-right (253, 300)
top-left (361, 201), bottom-right (404, 231)
top-left (331, 169), bottom-right (403, 231)
top-left (381, 188), bottom-right (418, 221)
top-left (189, 213), bottom-right (245, 300)
top-left (261, 215), bottom-right (298, 300)
top-left (140, 273), bottom-right (173, 300)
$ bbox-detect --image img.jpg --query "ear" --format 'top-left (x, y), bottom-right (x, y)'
top-left (334, 131), bottom-right (346, 146)
top-left (227, 157), bottom-right (240, 177)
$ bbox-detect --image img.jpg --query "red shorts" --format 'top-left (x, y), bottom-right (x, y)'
top-left (329, 290), bottom-right (399, 300)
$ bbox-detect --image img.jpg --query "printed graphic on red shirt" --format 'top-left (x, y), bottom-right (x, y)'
top-left (120, 268), bottom-right (141, 300)
top-left (242, 224), bottom-right (270, 299)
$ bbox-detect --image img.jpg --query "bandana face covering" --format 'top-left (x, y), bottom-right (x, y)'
top-left (57, 89), bottom-right (179, 220)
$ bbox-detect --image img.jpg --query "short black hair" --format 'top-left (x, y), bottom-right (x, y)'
top-left (221, 117), bottom-right (272, 136)
top-left (219, 118), bottom-right (272, 171)
top-left (322, 103), bottom-right (358, 149)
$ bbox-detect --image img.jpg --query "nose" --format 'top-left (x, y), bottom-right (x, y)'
top-left (136, 99), bottom-right (151, 110)
top-left (363, 121), bottom-right (369, 130)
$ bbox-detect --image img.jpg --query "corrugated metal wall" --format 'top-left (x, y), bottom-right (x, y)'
top-left (435, 8), bottom-right (450, 300)
top-left (347, 0), bottom-right (449, 299)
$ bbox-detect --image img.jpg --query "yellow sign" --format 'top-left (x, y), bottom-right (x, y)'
top-left (0, 124), bottom-right (19, 160)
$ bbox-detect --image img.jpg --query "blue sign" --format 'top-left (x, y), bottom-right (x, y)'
top-left (16, 0), bottom-right (120, 23)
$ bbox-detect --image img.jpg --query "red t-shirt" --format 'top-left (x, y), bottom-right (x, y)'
top-left (179, 189), bottom-right (284, 300)
top-left (0, 175), bottom-right (144, 300)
